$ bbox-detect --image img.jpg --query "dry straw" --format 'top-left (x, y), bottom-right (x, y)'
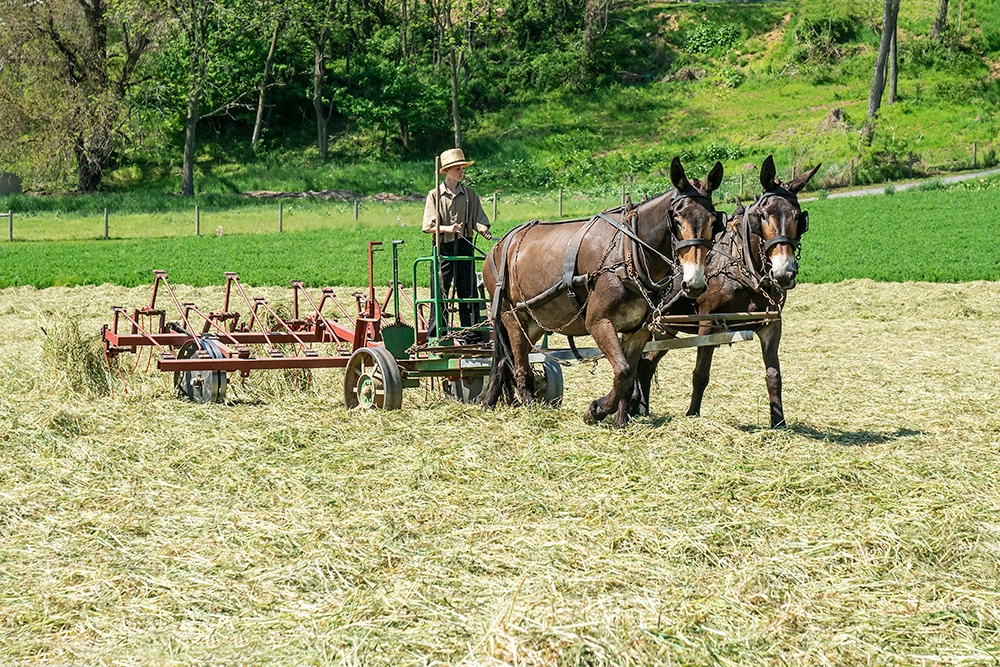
top-left (0, 280), bottom-right (999, 665)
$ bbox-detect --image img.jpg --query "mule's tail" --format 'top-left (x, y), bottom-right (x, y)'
top-left (481, 307), bottom-right (515, 408)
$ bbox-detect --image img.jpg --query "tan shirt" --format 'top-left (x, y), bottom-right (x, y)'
top-left (422, 182), bottom-right (490, 243)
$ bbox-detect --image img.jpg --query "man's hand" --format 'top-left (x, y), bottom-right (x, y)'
top-left (477, 224), bottom-right (493, 240)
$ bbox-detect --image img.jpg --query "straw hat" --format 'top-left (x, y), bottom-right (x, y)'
top-left (439, 148), bottom-right (474, 173)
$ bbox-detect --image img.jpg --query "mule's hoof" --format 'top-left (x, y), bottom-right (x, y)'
top-left (583, 408), bottom-right (599, 425)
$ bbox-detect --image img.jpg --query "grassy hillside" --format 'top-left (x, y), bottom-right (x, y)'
top-left (76, 0), bottom-right (997, 198)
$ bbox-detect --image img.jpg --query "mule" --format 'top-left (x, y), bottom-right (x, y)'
top-left (481, 157), bottom-right (724, 428)
top-left (632, 155), bottom-right (820, 428)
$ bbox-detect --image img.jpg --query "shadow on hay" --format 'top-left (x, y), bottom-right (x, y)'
top-left (756, 424), bottom-right (924, 446)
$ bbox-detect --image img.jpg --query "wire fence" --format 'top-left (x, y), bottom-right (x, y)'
top-left (2, 145), bottom-right (996, 243)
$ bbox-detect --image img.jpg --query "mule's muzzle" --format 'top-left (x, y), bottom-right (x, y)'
top-left (681, 278), bottom-right (707, 298)
top-left (770, 265), bottom-right (798, 290)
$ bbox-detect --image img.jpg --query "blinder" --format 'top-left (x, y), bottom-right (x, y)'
top-left (668, 188), bottom-right (718, 253)
top-left (749, 191), bottom-right (808, 253)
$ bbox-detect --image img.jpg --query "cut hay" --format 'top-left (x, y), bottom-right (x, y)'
top-left (1, 280), bottom-right (999, 665)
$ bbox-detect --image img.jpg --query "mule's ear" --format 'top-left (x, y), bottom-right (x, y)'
top-left (670, 157), bottom-right (692, 192)
top-left (760, 155), bottom-right (777, 191)
top-left (786, 163), bottom-right (822, 194)
top-left (705, 161), bottom-right (724, 192)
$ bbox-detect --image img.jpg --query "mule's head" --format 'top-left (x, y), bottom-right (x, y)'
top-left (747, 155), bottom-right (821, 290)
top-left (669, 157), bottom-right (724, 298)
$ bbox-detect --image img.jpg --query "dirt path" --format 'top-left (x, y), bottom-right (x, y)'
top-left (803, 166), bottom-right (1000, 201)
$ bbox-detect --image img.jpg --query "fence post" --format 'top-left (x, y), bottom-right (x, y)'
top-left (739, 174), bottom-right (744, 198)
top-left (558, 188), bottom-right (563, 217)
top-left (492, 192), bottom-right (497, 222)
top-left (973, 142), bottom-right (978, 169)
top-left (195, 205), bottom-right (200, 236)
top-left (278, 201), bottom-right (283, 233)
top-left (103, 208), bottom-right (109, 239)
top-left (6, 210), bottom-right (11, 242)
top-left (909, 152), bottom-right (914, 178)
top-left (621, 184), bottom-right (626, 206)
top-left (849, 159), bottom-right (855, 186)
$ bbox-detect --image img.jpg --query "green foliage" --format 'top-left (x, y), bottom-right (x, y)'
top-left (684, 22), bottom-right (741, 55)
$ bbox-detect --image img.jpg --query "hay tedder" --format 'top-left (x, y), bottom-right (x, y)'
top-left (101, 240), bottom-right (564, 408)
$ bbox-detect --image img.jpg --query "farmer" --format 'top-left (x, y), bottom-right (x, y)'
top-left (423, 147), bottom-right (492, 341)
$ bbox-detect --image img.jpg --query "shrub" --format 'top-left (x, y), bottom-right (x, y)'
top-left (684, 22), bottom-right (741, 55)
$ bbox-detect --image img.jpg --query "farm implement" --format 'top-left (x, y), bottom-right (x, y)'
top-left (101, 238), bottom-right (774, 409)
top-left (101, 240), bottom-right (564, 408)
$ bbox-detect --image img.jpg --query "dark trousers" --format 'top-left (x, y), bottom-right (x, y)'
top-left (429, 237), bottom-right (481, 338)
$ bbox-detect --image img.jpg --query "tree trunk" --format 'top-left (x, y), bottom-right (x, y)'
top-left (401, 0), bottom-right (407, 60)
top-left (252, 21), bottom-right (281, 148)
top-left (181, 84), bottom-right (201, 197)
top-left (888, 25), bottom-right (897, 105)
top-left (313, 27), bottom-right (330, 159)
top-left (449, 48), bottom-right (461, 148)
top-left (862, 0), bottom-right (900, 146)
top-left (75, 135), bottom-right (103, 192)
top-left (932, 0), bottom-right (949, 40)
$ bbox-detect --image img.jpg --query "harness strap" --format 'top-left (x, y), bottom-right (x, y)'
top-left (562, 217), bottom-right (601, 309)
top-left (488, 219), bottom-right (539, 324)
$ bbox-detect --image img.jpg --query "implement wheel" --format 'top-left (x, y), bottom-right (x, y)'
top-left (344, 346), bottom-right (403, 410)
top-left (442, 375), bottom-right (485, 403)
top-left (174, 339), bottom-right (228, 404)
top-left (534, 358), bottom-right (564, 407)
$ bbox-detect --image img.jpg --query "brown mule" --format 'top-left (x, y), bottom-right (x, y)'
top-left (481, 157), bottom-right (724, 428)
top-left (632, 155), bottom-right (821, 428)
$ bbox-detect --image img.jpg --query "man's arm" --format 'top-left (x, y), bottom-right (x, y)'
top-left (469, 190), bottom-right (492, 239)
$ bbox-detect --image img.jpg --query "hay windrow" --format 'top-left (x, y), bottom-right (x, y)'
top-left (1, 281), bottom-right (999, 665)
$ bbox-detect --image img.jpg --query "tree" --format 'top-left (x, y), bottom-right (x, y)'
top-left (297, 0), bottom-right (341, 159)
top-left (251, 21), bottom-right (283, 148)
top-left (0, 0), bottom-right (157, 191)
top-left (931, 0), bottom-right (949, 40)
top-left (888, 21), bottom-right (897, 105)
top-left (154, 0), bottom-right (271, 196)
top-left (862, 0), bottom-right (901, 146)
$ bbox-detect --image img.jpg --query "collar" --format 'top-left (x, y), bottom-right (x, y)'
top-left (439, 181), bottom-right (467, 198)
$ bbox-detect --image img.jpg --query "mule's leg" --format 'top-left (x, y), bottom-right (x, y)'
top-left (757, 321), bottom-right (785, 428)
top-left (613, 331), bottom-right (653, 427)
top-left (504, 312), bottom-right (542, 406)
top-left (585, 319), bottom-right (648, 427)
top-left (631, 350), bottom-right (665, 418)
top-left (686, 344), bottom-right (717, 417)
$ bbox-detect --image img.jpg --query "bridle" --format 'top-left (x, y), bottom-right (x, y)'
top-left (745, 187), bottom-right (809, 259)
top-left (669, 188), bottom-right (724, 255)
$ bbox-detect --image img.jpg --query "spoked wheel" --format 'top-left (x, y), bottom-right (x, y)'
top-left (174, 339), bottom-right (228, 404)
top-left (442, 375), bottom-right (485, 403)
top-left (533, 358), bottom-right (564, 407)
top-left (344, 346), bottom-right (403, 410)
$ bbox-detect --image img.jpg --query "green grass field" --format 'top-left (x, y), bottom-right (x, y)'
top-left (2, 180), bottom-right (999, 288)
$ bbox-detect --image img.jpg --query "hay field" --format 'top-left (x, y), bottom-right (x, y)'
top-left (1, 280), bottom-right (998, 665)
